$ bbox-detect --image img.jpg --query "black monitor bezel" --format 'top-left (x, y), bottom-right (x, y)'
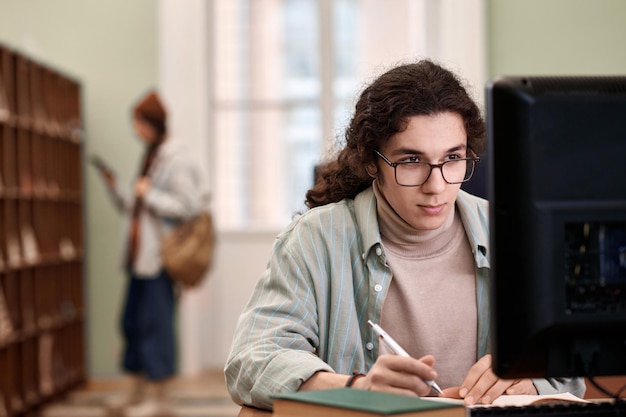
top-left (486, 75), bottom-right (626, 379)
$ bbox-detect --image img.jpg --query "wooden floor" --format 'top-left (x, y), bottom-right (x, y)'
top-left (39, 368), bottom-right (241, 417)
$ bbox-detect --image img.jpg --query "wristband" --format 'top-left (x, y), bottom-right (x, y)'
top-left (345, 371), bottom-right (366, 388)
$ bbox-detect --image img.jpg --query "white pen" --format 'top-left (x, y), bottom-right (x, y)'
top-left (367, 320), bottom-right (444, 395)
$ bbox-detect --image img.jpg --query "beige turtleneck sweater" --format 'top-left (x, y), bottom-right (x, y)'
top-left (373, 181), bottom-right (477, 390)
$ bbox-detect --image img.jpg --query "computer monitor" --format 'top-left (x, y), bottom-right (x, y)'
top-left (486, 75), bottom-right (626, 380)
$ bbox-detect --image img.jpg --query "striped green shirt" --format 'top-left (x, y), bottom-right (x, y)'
top-left (224, 187), bottom-right (584, 409)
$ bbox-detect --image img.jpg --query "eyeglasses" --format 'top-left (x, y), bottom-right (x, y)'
top-left (375, 150), bottom-right (480, 187)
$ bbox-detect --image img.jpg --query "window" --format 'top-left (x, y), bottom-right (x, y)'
top-left (211, 0), bottom-right (485, 230)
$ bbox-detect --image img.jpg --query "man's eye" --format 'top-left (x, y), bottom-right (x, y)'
top-left (400, 156), bottom-right (420, 163)
top-left (445, 154), bottom-right (464, 161)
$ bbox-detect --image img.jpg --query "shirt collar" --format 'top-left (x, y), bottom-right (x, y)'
top-left (455, 190), bottom-right (490, 268)
top-left (353, 187), bottom-right (382, 259)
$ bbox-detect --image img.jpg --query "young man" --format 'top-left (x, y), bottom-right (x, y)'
top-left (224, 60), bottom-right (585, 410)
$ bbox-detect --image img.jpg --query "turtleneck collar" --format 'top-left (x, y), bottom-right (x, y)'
top-left (372, 180), bottom-right (459, 259)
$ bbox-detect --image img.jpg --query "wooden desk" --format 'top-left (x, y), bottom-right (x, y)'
top-left (238, 405), bottom-right (272, 416)
top-left (584, 376), bottom-right (626, 399)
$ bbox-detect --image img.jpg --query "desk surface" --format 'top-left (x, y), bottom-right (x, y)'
top-left (238, 406), bottom-right (271, 416)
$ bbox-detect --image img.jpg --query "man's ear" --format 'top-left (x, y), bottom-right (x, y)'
top-left (366, 164), bottom-right (378, 178)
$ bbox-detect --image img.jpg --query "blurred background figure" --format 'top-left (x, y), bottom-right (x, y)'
top-left (94, 90), bottom-right (205, 417)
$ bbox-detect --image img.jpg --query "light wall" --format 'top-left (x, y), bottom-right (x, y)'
top-left (487, 0), bottom-right (626, 77)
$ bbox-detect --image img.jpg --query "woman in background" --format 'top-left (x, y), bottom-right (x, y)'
top-left (96, 91), bottom-right (204, 417)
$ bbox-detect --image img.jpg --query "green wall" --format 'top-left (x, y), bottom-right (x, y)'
top-left (488, 0), bottom-right (626, 77)
top-left (0, 0), bottom-right (157, 376)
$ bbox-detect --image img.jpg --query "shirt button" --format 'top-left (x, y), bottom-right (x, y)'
top-left (374, 284), bottom-right (382, 292)
top-left (375, 247), bottom-right (382, 256)
top-left (361, 253), bottom-right (366, 260)
top-left (366, 342), bottom-right (374, 351)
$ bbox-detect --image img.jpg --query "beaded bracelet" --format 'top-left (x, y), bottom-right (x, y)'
top-left (345, 371), bottom-right (366, 388)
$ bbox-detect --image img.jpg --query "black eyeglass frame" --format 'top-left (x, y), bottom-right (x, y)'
top-left (374, 150), bottom-right (480, 187)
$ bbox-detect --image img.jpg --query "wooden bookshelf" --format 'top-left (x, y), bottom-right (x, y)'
top-left (0, 43), bottom-right (85, 417)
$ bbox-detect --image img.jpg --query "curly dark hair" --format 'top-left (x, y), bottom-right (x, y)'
top-left (305, 59), bottom-right (485, 209)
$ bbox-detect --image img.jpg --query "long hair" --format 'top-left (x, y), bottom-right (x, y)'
top-left (305, 59), bottom-right (485, 209)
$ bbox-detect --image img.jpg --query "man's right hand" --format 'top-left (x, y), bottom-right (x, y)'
top-left (352, 354), bottom-right (439, 397)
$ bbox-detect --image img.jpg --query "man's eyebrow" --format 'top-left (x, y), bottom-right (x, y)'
top-left (447, 144), bottom-right (468, 153)
top-left (389, 143), bottom-right (467, 156)
top-left (388, 147), bottom-right (424, 156)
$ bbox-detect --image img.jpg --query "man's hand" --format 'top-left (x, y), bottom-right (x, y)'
top-left (457, 354), bottom-right (537, 405)
top-left (299, 354), bottom-right (440, 398)
top-left (351, 354), bottom-right (439, 397)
